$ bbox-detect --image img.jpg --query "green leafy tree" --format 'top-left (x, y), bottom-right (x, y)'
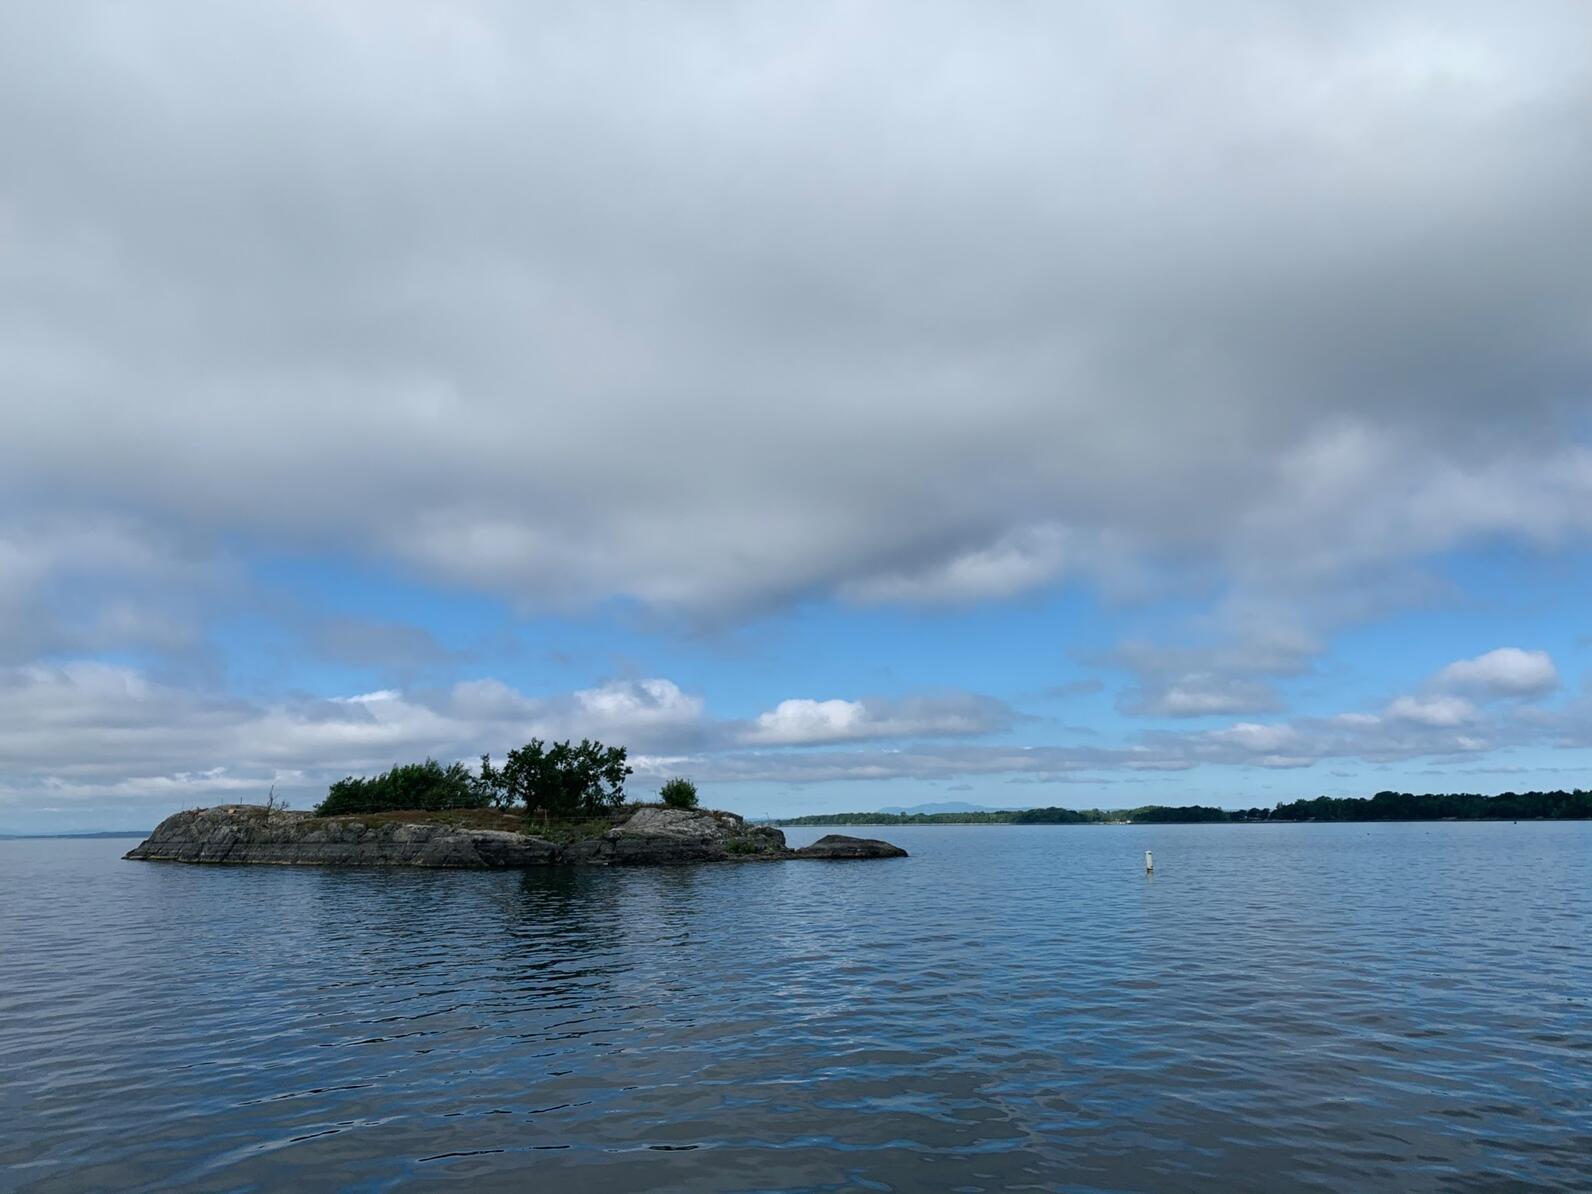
top-left (658, 777), bottom-right (698, 809)
top-left (476, 738), bottom-right (632, 817)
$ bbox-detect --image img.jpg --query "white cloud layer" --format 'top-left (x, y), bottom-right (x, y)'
top-left (1432, 648), bottom-right (1559, 698)
top-left (1386, 695), bottom-right (1481, 728)
top-left (0, 665), bottom-right (1020, 817)
top-left (2, 659), bottom-right (1580, 824)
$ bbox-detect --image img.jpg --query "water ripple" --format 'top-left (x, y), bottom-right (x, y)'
top-left (3, 823), bottom-right (1589, 1191)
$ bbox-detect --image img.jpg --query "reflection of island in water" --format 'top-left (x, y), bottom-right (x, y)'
top-left (781, 787), bottom-right (1592, 827)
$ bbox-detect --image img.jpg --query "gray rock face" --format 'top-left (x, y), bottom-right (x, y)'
top-left (122, 805), bottom-right (560, 868)
top-left (123, 805), bottom-right (906, 869)
top-left (793, 833), bottom-right (911, 859)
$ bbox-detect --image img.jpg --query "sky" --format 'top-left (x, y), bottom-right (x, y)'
top-left (3, 2), bottom-right (1592, 831)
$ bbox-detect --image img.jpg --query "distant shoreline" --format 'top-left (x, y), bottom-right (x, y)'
top-left (0, 831), bottom-right (152, 840)
top-left (777, 818), bottom-right (1585, 828)
top-left (779, 789), bottom-right (1592, 828)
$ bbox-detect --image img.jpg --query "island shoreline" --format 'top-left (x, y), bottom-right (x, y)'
top-left (124, 804), bottom-right (907, 869)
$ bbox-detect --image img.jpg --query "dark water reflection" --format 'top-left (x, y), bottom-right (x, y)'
top-left (3, 823), bottom-right (1589, 1191)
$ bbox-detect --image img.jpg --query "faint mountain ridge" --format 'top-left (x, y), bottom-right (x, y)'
top-left (876, 801), bottom-right (1018, 815)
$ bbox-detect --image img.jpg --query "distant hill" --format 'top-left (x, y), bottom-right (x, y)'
top-left (876, 801), bottom-right (1017, 815)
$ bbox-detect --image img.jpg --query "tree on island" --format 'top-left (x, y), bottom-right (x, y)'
top-left (315, 759), bottom-right (487, 817)
top-left (476, 738), bottom-right (632, 818)
top-left (659, 777), bottom-right (698, 809)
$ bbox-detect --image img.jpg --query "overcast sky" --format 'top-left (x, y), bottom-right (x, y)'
top-left (4, 2), bottom-right (1592, 830)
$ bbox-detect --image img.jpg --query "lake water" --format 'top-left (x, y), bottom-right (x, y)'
top-left (3, 822), bottom-right (1589, 1192)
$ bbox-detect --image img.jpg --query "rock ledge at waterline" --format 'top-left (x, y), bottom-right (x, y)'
top-left (123, 804), bottom-right (908, 868)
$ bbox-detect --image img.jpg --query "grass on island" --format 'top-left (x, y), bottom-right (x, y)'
top-left (312, 808), bottom-right (539, 833)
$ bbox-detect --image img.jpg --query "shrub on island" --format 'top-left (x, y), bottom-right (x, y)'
top-left (659, 777), bottom-right (698, 809)
top-left (314, 759), bottom-right (487, 817)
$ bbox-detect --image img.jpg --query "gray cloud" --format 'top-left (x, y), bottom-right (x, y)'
top-left (737, 691), bottom-right (1018, 745)
top-left (2, 2), bottom-right (1590, 622)
top-left (1119, 675), bottom-right (1286, 719)
top-left (5, 4), bottom-right (1592, 823)
top-left (1105, 632), bottom-right (1317, 718)
top-left (0, 516), bottom-right (230, 665)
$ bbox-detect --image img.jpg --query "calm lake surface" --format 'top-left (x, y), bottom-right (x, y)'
top-left (3, 822), bottom-right (1589, 1192)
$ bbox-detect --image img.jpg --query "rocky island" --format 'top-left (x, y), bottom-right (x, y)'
top-left (124, 803), bottom-right (907, 868)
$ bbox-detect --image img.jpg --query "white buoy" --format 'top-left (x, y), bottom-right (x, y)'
top-left (1145, 850), bottom-right (1153, 874)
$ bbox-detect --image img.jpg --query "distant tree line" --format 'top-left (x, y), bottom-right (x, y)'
top-left (1262, 789), bottom-right (1592, 822)
top-left (779, 804), bottom-right (1231, 827)
top-left (780, 790), bottom-right (1592, 827)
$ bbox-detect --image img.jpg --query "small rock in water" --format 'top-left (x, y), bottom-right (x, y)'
top-left (794, 834), bottom-right (909, 860)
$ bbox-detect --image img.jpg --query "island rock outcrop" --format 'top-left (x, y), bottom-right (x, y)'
top-left (122, 805), bottom-right (561, 868)
top-left (793, 833), bottom-right (910, 859)
top-left (564, 805), bottom-right (790, 865)
top-left (124, 804), bottom-right (906, 869)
